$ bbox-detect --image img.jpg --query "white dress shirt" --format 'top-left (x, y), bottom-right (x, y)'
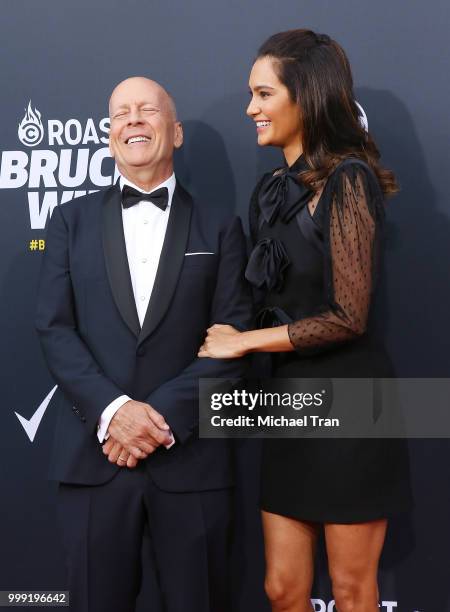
top-left (97, 172), bottom-right (176, 448)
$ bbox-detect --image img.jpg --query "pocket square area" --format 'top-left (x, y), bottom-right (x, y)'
top-left (184, 252), bottom-right (215, 256)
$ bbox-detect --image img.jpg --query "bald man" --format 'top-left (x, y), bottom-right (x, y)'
top-left (36, 77), bottom-right (252, 612)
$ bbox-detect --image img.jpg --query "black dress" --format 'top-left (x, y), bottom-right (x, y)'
top-left (245, 155), bottom-right (412, 524)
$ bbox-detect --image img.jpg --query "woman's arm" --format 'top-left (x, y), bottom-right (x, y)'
top-left (199, 163), bottom-right (383, 359)
top-left (286, 165), bottom-right (380, 354)
top-left (198, 323), bottom-right (293, 358)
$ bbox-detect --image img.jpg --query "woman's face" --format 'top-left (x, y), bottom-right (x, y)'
top-left (247, 56), bottom-right (302, 163)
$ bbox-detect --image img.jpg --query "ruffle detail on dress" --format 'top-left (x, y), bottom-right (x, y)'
top-left (255, 306), bottom-right (293, 329)
top-left (257, 160), bottom-right (314, 226)
top-left (245, 237), bottom-right (290, 292)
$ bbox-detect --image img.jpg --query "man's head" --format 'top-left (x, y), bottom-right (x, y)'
top-left (109, 77), bottom-right (183, 189)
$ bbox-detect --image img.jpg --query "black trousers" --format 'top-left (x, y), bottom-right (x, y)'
top-left (57, 462), bottom-right (233, 612)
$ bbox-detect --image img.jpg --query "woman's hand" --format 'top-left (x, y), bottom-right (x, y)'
top-left (198, 324), bottom-right (247, 359)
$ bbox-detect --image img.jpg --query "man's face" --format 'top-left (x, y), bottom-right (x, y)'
top-left (109, 78), bottom-right (183, 179)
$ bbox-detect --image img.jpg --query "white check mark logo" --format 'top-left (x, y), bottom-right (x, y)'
top-left (15, 385), bottom-right (58, 442)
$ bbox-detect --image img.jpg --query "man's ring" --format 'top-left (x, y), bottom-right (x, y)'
top-left (118, 456), bottom-right (127, 462)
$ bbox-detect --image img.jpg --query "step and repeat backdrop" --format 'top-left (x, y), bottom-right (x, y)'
top-left (1, 1), bottom-right (449, 610)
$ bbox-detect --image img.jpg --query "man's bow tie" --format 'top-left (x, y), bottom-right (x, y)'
top-left (122, 185), bottom-right (169, 211)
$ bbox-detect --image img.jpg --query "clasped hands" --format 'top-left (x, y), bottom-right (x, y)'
top-left (102, 400), bottom-right (173, 469)
top-left (104, 323), bottom-right (244, 468)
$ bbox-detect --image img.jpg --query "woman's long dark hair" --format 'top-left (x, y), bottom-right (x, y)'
top-left (257, 29), bottom-right (398, 196)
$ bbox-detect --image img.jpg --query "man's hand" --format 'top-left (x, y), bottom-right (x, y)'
top-left (102, 435), bottom-right (145, 468)
top-left (107, 400), bottom-right (173, 460)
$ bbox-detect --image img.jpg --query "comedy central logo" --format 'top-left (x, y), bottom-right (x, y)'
top-left (18, 101), bottom-right (44, 147)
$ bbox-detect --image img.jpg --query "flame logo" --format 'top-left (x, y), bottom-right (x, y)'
top-left (18, 101), bottom-right (44, 147)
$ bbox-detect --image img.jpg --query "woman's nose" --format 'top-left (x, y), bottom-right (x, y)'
top-left (246, 97), bottom-right (259, 117)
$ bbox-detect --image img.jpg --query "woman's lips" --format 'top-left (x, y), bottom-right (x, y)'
top-left (256, 120), bottom-right (271, 132)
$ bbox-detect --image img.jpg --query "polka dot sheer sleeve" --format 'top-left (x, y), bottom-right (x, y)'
top-left (287, 163), bottom-right (384, 354)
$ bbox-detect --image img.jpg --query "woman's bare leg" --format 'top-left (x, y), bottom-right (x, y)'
top-left (262, 510), bottom-right (319, 612)
top-left (325, 519), bottom-right (387, 612)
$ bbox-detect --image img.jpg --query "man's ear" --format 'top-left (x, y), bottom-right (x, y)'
top-left (174, 121), bottom-right (183, 149)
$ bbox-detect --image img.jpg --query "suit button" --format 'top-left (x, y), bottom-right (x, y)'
top-left (137, 347), bottom-right (146, 356)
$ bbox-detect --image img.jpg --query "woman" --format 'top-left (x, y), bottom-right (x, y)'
top-left (198, 30), bottom-right (412, 612)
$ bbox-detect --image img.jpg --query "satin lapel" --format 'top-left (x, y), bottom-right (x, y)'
top-left (138, 183), bottom-right (192, 346)
top-left (101, 184), bottom-right (140, 337)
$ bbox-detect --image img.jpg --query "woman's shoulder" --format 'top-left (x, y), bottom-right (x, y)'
top-left (327, 155), bottom-right (375, 179)
top-left (322, 156), bottom-right (383, 201)
top-left (313, 156), bottom-right (385, 229)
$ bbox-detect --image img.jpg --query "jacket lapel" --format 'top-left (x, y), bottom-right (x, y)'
top-left (101, 183), bottom-right (140, 337)
top-left (138, 182), bottom-right (192, 346)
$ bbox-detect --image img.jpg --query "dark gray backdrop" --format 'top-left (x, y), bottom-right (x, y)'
top-left (1, 1), bottom-right (449, 610)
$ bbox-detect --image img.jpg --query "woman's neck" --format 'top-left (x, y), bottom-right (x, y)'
top-left (283, 142), bottom-right (303, 168)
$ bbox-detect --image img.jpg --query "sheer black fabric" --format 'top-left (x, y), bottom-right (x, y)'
top-left (248, 157), bottom-right (385, 354)
top-left (287, 161), bottom-right (385, 352)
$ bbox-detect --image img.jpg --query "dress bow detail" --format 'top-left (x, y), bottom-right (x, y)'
top-left (258, 167), bottom-right (313, 226)
top-left (245, 238), bottom-right (290, 292)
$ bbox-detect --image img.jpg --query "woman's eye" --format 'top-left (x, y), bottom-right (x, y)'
top-left (260, 92), bottom-right (270, 99)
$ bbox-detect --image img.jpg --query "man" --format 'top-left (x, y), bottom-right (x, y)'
top-left (36, 77), bottom-right (252, 612)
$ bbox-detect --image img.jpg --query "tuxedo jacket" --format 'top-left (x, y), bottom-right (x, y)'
top-left (35, 181), bottom-right (252, 490)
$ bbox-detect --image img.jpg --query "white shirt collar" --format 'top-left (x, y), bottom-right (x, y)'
top-left (119, 172), bottom-right (176, 208)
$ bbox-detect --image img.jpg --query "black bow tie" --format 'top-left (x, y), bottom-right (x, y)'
top-left (122, 185), bottom-right (169, 211)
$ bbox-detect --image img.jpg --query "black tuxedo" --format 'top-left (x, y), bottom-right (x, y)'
top-left (36, 181), bottom-right (252, 612)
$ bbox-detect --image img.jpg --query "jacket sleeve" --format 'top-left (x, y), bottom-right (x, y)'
top-left (35, 204), bottom-right (124, 434)
top-left (145, 216), bottom-right (253, 444)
